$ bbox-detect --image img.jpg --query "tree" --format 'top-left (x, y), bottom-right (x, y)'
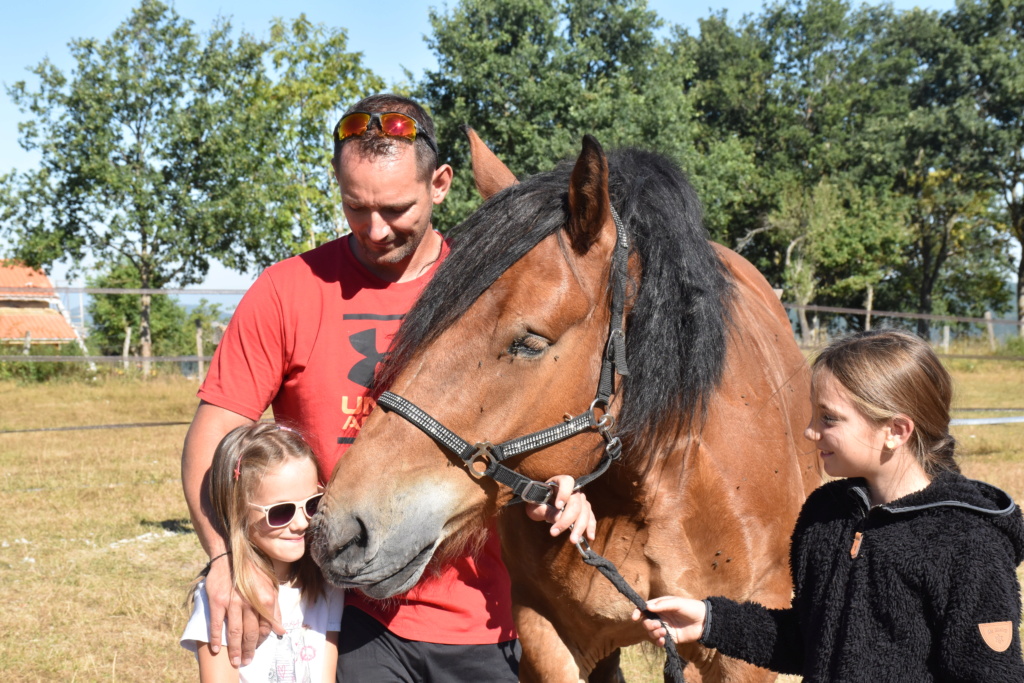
top-left (944, 0), bottom-right (1024, 331)
top-left (265, 16), bottom-right (384, 251)
top-left (0, 2), bottom-right (380, 364)
top-left (672, 12), bottom-right (776, 246)
top-left (864, 6), bottom-right (1013, 334)
top-left (686, 0), bottom-right (910, 305)
top-left (87, 260), bottom-right (227, 359)
top-left (87, 262), bottom-right (188, 357)
top-left (769, 178), bottom-right (908, 341)
top-left (419, 0), bottom-right (705, 229)
top-left (877, 167), bottom-right (1012, 333)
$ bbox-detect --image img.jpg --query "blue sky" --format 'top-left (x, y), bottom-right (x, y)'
top-left (0, 0), bottom-right (953, 289)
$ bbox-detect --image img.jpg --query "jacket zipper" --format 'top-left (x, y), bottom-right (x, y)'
top-left (850, 531), bottom-right (864, 558)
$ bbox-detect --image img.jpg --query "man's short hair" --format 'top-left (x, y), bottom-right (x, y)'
top-left (332, 94), bottom-right (439, 179)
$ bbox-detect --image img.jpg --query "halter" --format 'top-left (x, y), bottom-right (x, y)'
top-left (377, 203), bottom-right (690, 680)
top-left (377, 205), bottom-right (632, 505)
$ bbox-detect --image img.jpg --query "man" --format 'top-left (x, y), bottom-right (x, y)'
top-left (181, 93), bottom-right (593, 680)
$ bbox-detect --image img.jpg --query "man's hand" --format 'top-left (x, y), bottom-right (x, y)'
top-left (631, 596), bottom-right (707, 646)
top-left (524, 475), bottom-right (597, 544)
top-left (205, 554), bottom-right (283, 667)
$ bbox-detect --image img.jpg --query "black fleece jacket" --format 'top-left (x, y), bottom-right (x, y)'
top-left (701, 471), bottom-right (1024, 682)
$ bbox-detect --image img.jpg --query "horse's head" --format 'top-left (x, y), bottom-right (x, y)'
top-left (310, 134), bottom-right (630, 597)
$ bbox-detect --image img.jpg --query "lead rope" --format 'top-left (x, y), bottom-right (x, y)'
top-left (574, 539), bottom-right (687, 682)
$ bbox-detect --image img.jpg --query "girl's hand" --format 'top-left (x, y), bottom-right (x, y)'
top-left (523, 475), bottom-right (597, 544)
top-left (631, 596), bottom-right (708, 646)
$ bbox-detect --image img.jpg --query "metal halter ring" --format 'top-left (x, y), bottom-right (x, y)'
top-left (468, 442), bottom-right (495, 479)
top-left (595, 413), bottom-right (616, 434)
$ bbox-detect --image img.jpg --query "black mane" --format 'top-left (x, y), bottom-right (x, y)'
top-left (378, 147), bottom-right (732, 455)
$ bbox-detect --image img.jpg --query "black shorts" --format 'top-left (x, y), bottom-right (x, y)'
top-left (337, 605), bottom-right (521, 682)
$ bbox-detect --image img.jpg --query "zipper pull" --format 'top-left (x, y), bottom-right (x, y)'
top-left (850, 531), bottom-right (864, 559)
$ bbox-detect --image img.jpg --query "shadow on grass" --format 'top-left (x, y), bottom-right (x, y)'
top-left (142, 518), bottom-right (194, 535)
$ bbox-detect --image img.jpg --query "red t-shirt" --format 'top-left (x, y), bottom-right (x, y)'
top-left (199, 235), bottom-right (516, 645)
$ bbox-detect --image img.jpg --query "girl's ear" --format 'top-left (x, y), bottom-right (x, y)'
top-left (889, 415), bottom-right (914, 448)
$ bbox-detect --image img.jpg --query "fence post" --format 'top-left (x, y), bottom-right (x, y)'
top-left (942, 325), bottom-right (950, 354)
top-left (864, 285), bottom-right (873, 331)
top-left (1019, 293), bottom-right (1024, 338)
top-left (122, 326), bottom-right (132, 372)
top-left (22, 330), bottom-right (31, 355)
top-left (985, 311), bottom-right (996, 351)
top-left (812, 315), bottom-right (820, 345)
top-left (195, 319), bottom-right (204, 380)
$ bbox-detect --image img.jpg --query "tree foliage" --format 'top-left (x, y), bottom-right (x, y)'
top-left (86, 261), bottom-right (226, 357)
top-left (0, 1), bottom-right (379, 358)
top-left (419, 0), bottom-right (706, 229)
top-left (943, 0), bottom-right (1024, 323)
top-left (1, 0), bottom-right (1020, 342)
top-left (265, 16), bottom-right (384, 251)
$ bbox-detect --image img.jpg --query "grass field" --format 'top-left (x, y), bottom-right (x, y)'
top-left (0, 359), bottom-right (1021, 681)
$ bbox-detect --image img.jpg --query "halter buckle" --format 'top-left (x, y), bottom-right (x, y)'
top-left (468, 442), bottom-right (495, 479)
top-left (519, 479), bottom-right (558, 505)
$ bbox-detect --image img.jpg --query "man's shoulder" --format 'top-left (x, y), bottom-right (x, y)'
top-left (264, 237), bottom-right (347, 281)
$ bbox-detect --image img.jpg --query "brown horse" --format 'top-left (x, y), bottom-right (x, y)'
top-left (311, 133), bottom-right (820, 681)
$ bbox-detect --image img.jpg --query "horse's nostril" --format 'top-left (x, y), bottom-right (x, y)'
top-left (336, 516), bottom-right (368, 557)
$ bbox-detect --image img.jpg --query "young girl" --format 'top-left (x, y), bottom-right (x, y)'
top-left (181, 423), bottom-right (344, 682)
top-left (634, 329), bottom-right (1024, 681)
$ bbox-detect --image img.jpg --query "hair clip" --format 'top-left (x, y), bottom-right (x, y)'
top-left (278, 425), bottom-right (295, 433)
top-left (233, 454), bottom-right (243, 481)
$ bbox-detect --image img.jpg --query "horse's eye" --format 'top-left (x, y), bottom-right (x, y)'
top-left (508, 334), bottom-right (549, 358)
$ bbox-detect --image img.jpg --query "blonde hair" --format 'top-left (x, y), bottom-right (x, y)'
top-left (189, 423), bottom-right (325, 620)
top-left (811, 329), bottom-right (959, 478)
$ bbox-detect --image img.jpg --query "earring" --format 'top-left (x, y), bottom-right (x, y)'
top-left (885, 439), bottom-right (896, 449)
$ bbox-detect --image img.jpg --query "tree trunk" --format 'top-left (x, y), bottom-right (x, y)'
top-left (140, 292), bottom-right (152, 376)
top-left (916, 289), bottom-right (932, 339)
top-left (1017, 246), bottom-right (1024, 338)
top-left (798, 305), bottom-right (812, 346)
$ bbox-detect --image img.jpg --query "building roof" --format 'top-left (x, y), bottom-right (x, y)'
top-left (0, 307), bottom-right (79, 343)
top-left (0, 261), bottom-right (57, 299)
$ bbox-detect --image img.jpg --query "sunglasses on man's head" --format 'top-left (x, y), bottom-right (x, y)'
top-left (249, 492), bottom-right (324, 528)
top-left (337, 111), bottom-right (438, 156)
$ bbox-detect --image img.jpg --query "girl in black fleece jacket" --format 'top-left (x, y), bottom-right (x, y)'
top-left (634, 330), bottom-right (1024, 682)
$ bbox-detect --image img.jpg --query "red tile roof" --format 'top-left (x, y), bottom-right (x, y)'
top-left (0, 261), bottom-right (57, 299)
top-left (0, 307), bottom-right (78, 343)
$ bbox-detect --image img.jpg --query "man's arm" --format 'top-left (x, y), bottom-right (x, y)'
top-left (182, 401), bottom-right (277, 667)
top-left (182, 401), bottom-right (253, 558)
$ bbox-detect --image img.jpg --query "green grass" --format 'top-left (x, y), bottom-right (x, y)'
top-left (0, 361), bottom-right (1021, 681)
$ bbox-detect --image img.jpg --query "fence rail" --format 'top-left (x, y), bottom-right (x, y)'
top-left (0, 355), bottom-right (204, 363)
top-left (782, 303), bottom-right (1024, 328)
top-left (0, 286), bottom-right (248, 296)
top-left (3, 288), bottom-right (1023, 365)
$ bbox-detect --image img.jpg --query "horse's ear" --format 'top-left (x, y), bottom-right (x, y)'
top-left (464, 126), bottom-right (517, 199)
top-left (566, 135), bottom-right (612, 254)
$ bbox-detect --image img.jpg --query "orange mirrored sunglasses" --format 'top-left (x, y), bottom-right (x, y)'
top-left (337, 111), bottom-right (438, 155)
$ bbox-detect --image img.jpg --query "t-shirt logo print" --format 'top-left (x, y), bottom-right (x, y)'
top-left (347, 328), bottom-right (387, 388)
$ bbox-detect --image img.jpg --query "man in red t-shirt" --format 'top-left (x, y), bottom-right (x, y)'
top-left (181, 94), bottom-right (594, 680)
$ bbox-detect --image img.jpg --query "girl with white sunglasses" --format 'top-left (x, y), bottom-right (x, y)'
top-left (181, 423), bottom-right (343, 682)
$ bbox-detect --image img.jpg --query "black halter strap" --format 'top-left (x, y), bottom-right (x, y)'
top-left (377, 206), bottom-right (688, 680)
top-left (377, 205), bottom-right (631, 505)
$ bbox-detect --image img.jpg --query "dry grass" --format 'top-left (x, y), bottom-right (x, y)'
top-left (0, 376), bottom-right (202, 681)
top-left (0, 360), bottom-right (1020, 681)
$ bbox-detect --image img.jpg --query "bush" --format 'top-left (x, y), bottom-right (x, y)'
top-left (1000, 334), bottom-right (1024, 358)
top-left (0, 343), bottom-right (96, 383)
